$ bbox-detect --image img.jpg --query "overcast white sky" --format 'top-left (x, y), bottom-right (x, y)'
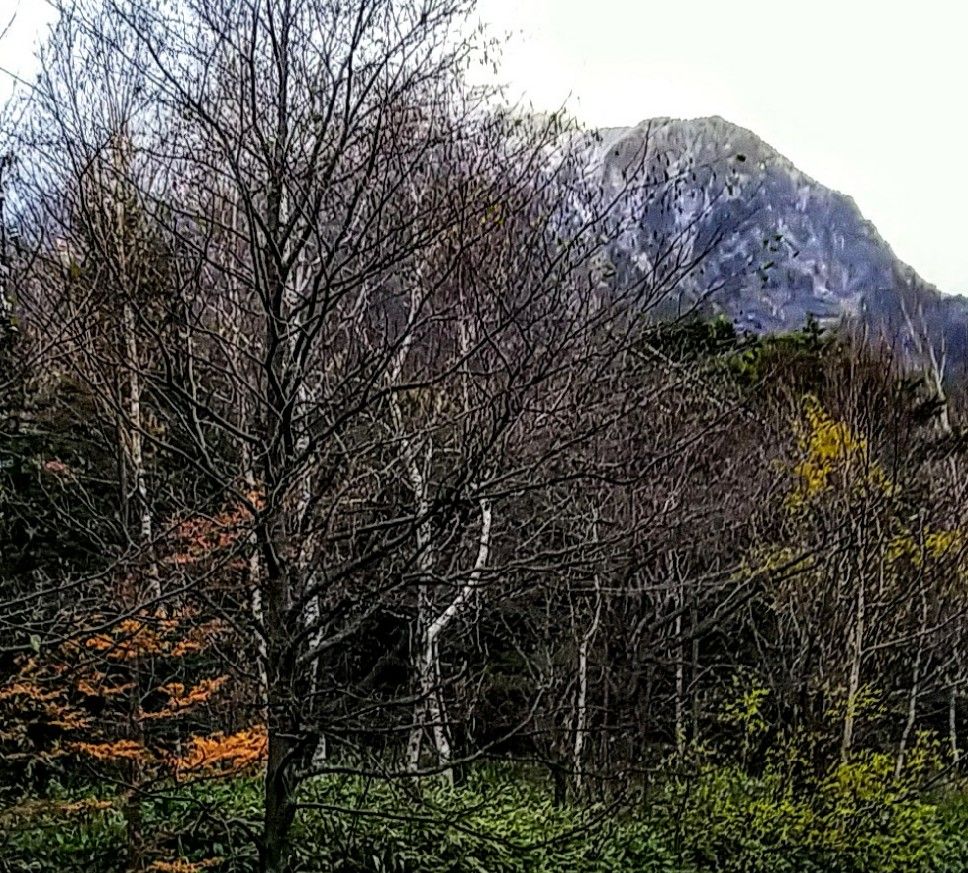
top-left (2, 0), bottom-right (966, 292)
top-left (0, 1), bottom-right (52, 85)
top-left (475, 0), bottom-right (968, 294)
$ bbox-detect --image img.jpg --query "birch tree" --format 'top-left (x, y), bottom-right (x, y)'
top-left (16, 1), bottom-right (674, 868)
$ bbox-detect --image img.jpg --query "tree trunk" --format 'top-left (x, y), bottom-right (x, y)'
top-left (947, 649), bottom-right (961, 763)
top-left (895, 645), bottom-right (922, 777)
top-left (405, 456), bottom-right (434, 771)
top-left (123, 644), bottom-right (146, 872)
top-left (950, 680), bottom-right (960, 763)
top-left (408, 496), bottom-right (491, 781)
top-left (261, 561), bottom-right (299, 873)
top-left (841, 582), bottom-right (865, 762)
top-left (690, 604), bottom-right (700, 745)
top-left (258, 468), bottom-right (299, 873)
top-left (573, 572), bottom-right (602, 792)
top-left (674, 608), bottom-right (685, 757)
top-left (262, 729), bottom-right (297, 873)
top-left (897, 587), bottom-right (928, 777)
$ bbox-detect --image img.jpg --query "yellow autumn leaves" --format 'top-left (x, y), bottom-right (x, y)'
top-left (788, 395), bottom-right (894, 508)
top-left (787, 396), bottom-right (965, 573)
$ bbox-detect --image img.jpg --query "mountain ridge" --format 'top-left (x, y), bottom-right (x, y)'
top-left (591, 116), bottom-right (968, 375)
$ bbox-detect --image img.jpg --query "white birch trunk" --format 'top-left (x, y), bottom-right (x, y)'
top-left (841, 582), bottom-right (865, 762)
top-left (895, 645), bottom-right (922, 777)
top-left (122, 299), bottom-right (158, 601)
top-left (225, 198), bottom-right (269, 709)
top-left (897, 585), bottom-right (929, 777)
top-left (573, 580), bottom-right (602, 792)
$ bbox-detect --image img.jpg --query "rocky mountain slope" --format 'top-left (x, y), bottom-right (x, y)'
top-left (592, 117), bottom-right (968, 375)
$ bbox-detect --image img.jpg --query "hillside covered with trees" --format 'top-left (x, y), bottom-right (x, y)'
top-left (1, 2), bottom-right (968, 872)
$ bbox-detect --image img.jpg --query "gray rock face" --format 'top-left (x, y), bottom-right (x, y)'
top-left (593, 117), bottom-right (968, 374)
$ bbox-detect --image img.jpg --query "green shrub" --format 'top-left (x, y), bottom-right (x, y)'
top-left (288, 770), bottom-right (681, 873)
top-left (654, 751), bottom-right (968, 873)
top-left (3, 761), bottom-right (966, 873)
top-left (0, 792), bottom-right (127, 872)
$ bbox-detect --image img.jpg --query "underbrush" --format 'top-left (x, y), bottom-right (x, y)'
top-left (655, 752), bottom-right (968, 873)
top-left (3, 754), bottom-right (967, 872)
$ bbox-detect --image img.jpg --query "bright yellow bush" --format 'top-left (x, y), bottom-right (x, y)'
top-left (788, 396), bottom-right (893, 508)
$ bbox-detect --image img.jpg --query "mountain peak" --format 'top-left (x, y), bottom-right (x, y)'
top-left (595, 117), bottom-right (968, 374)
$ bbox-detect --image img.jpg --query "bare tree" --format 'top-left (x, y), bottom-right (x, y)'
top-left (10, 1), bottom-right (695, 868)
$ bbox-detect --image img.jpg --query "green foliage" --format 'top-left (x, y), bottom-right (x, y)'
top-left (640, 315), bottom-right (839, 398)
top-left (0, 786), bottom-right (128, 872)
top-left (655, 749), bottom-right (968, 873)
top-left (643, 316), bottom-right (742, 362)
top-left (287, 771), bottom-right (678, 873)
top-left (717, 675), bottom-right (773, 767)
top-left (5, 762), bottom-right (968, 873)
top-left (722, 315), bottom-right (828, 388)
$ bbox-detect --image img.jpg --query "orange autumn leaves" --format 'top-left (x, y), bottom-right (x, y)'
top-left (0, 502), bottom-right (267, 786)
top-left (146, 858), bottom-right (222, 873)
top-left (147, 864), bottom-right (199, 873)
top-left (0, 659), bottom-right (93, 762)
top-left (70, 726), bottom-right (268, 777)
top-left (82, 614), bottom-right (222, 661)
top-left (148, 676), bottom-right (229, 719)
top-left (172, 727), bottom-right (268, 778)
top-left (0, 501), bottom-right (266, 873)
top-left (0, 608), bottom-right (265, 778)
top-left (164, 492), bottom-right (263, 576)
top-left (73, 739), bottom-right (147, 761)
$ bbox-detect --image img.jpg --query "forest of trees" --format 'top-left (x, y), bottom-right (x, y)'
top-left (1, 2), bottom-right (968, 872)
